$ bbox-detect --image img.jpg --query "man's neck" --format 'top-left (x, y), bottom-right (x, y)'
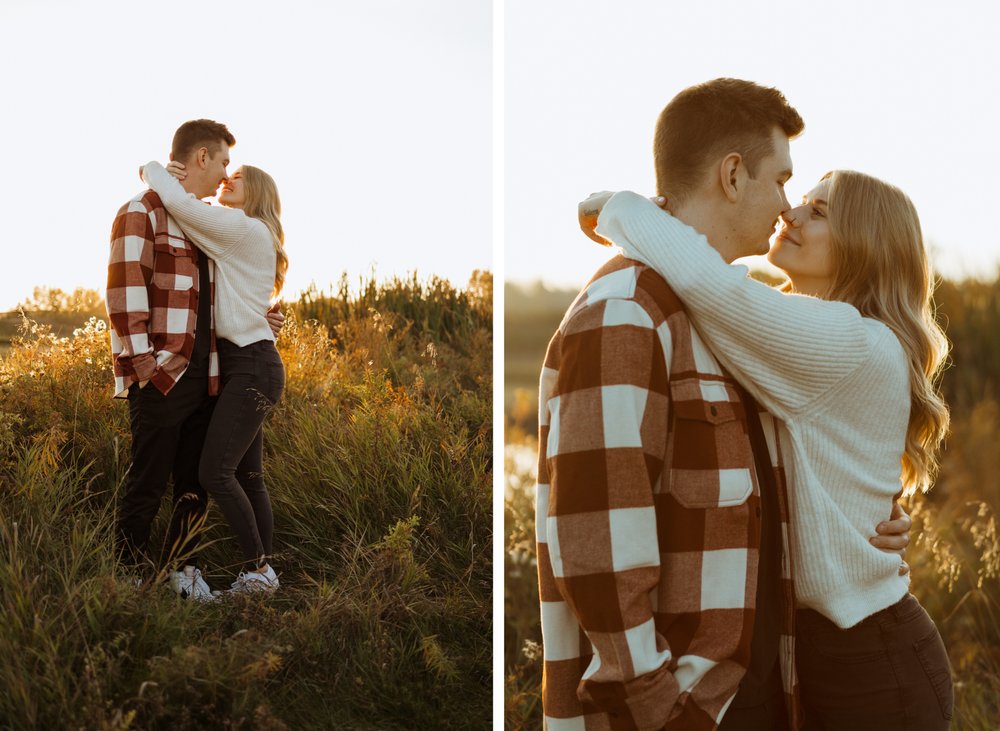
top-left (174, 157), bottom-right (206, 198)
top-left (670, 197), bottom-right (742, 264)
top-left (179, 177), bottom-right (203, 198)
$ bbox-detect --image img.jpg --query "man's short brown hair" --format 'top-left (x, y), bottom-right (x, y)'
top-left (170, 119), bottom-right (236, 162)
top-left (653, 78), bottom-right (804, 202)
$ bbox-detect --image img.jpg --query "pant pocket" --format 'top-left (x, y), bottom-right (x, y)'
top-left (913, 629), bottom-right (954, 721)
top-left (257, 348), bottom-right (284, 405)
top-left (798, 612), bottom-right (887, 664)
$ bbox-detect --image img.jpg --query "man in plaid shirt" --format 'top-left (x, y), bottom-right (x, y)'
top-left (107, 119), bottom-right (282, 599)
top-left (537, 80), bottom-right (911, 730)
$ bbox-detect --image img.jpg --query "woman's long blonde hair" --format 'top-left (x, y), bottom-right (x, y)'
top-left (240, 165), bottom-right (288, 298)
top-left (821, 170), bottom-right (950, 492)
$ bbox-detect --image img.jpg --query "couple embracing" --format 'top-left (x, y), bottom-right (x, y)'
top-left (537, 79), bottom-right (953, 729)
top-left (107, 119), bottom-right (288, 599)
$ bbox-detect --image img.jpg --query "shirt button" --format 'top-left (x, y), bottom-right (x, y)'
top-left (710, 405), bottom-right (718, 416)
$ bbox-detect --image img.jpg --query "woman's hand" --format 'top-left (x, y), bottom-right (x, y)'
top-left (578, 191), bottom-right (615, 246)
top-left (166, 161), bottom-right (187, 180)
top-left (871, 499), bottom-right (912, 576)
top-left (266, 302), bottom-right (285, 338)
top-left (579, 191), bottom-right (670, 246)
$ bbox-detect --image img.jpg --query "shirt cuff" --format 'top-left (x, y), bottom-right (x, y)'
top-left (581, 663), bottom-right (680, 731)
top-left (130, 352), bottom-right (157, 381)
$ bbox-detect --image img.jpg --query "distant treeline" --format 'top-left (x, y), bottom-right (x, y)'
top-left (935, 277), bottom-right (1000, 411)
top-left (2, 273), bottom-right (493, 354)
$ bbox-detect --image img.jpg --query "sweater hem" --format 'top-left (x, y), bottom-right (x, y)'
top-left (797, 574), bottom-right (910, 629)
top-left (216, 327), bottom-right (277, 348)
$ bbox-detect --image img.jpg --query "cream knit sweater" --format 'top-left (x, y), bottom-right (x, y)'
top-left (142, 162), bottom-right (277, 347)
top-left (597, 191), bottom-right (911, 628)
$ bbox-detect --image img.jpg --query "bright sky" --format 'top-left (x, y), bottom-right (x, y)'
top-left (1, 0), bottom-right (490, 311)
top-left (505, 0), bottom-right (1000, 288)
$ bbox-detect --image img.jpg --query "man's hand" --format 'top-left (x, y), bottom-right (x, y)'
top-left (166, 161), bottom-right (187, 180)
top-left (578, 191), bottom-right (615, 245)
top-left (266, 302), bottom-right (285, 338)
top-left (870, 499), bottom-right (912, 576)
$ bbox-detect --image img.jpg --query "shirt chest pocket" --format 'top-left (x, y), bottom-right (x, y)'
top-left (152, 236), bottom-right (199, 291)
top-left (665, 379), bottom-right (755, 509)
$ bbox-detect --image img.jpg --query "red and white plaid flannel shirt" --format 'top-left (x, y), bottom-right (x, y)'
top-left (536, 257), bottom-right (800, 730)
top-left (106, 190), bottom-right (220, 398)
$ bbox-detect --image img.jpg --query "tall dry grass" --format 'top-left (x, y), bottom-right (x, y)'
top-left (0, 272), bottom-right (492, 730)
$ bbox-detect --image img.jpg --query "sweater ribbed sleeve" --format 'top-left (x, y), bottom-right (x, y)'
top-left (596, 192), bottom-right (870, 421)
top-left (141, 162), bottom-right (252, 259)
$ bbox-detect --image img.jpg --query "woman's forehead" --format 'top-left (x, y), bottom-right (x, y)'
top-left (803, 178), bottom-right (831, 203)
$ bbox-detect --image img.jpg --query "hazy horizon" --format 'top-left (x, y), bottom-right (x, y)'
top-left (4, 268), bottom-right (491, 314)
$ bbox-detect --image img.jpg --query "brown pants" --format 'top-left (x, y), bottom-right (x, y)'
top-left (796, 594), bottom-right (953, 730)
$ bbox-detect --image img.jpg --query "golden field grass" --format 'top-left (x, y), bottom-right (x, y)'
top-left (504, 275), bottom-right (1000, 730)
top-left (0, 274), bottom-right (491, 730)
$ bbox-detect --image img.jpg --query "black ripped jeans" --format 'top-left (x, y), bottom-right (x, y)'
top-left (117, 372), bottom-right (215, 571)
top-left (198, 338), bottom-right (284, 572)
top-left (796, 593), bottom-right (953, 730)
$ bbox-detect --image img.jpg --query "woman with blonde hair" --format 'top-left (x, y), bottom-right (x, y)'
top-left (141, 159), bottom-right (289, 594)
top-left (581, 170), bottom-right (953, 728)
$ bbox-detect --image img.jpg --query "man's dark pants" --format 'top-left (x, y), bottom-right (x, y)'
top-left (116, 372), bottom-right (216, 570)
top-left (718, 665), bottom-right (788, 731)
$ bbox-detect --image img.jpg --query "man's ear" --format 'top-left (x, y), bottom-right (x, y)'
top-left (719, 152), bottom-right (745, 203)
top-left (195, 146), bottom-right (209, 169)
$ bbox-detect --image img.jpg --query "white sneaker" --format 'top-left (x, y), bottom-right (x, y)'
top-left (229, 565), bottom-right (279, 594)
top-left (170, 565), bottom-right (216, 602)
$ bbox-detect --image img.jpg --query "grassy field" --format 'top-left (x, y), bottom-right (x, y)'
top-left (504, 274), bottom-right (1000, 730)
top-left (0, 273), bottom-right (492, 730)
